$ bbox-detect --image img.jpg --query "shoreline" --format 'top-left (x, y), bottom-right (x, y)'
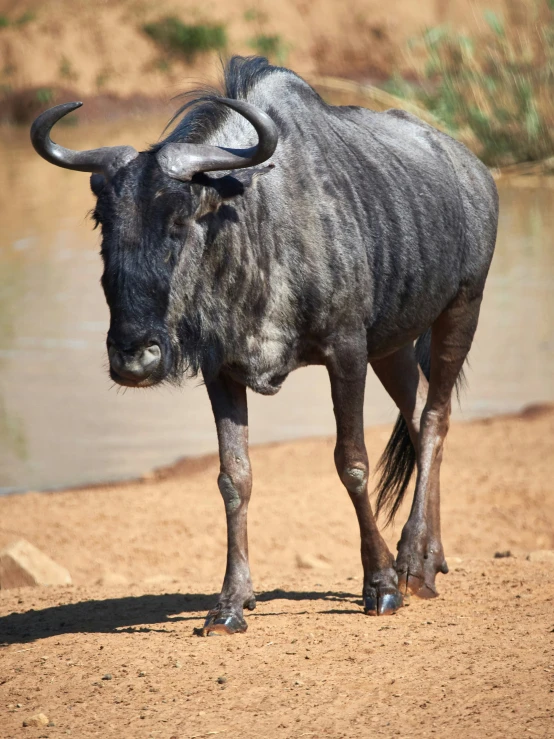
top-left (0, 87), bottom-right (172, 126)
top-left (5, 83), bottom-right (554, 189)
top-left (2, 401), bottom-right (552, 500)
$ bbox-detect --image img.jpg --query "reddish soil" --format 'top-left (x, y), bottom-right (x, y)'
top-left (0, 0), bottom-right (507, 122)
top-left (1, 407), bottom-right (553, 738)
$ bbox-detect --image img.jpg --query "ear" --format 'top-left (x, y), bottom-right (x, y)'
top-left (90, 173), bottom-right (106, 196)
top-left (192, 165), bottom-right (274, 219)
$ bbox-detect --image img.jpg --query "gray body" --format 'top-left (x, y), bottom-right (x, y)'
top-left (161, 67), bottom-right (497, 395)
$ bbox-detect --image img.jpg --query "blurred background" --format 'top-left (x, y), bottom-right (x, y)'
top-left (0, 0), bottom-right (552, 493)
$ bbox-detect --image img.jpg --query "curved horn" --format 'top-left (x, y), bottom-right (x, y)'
top-left (156, 98), bottom-right (278, 181)
top-left (31, 102), bottom-right (138, 177)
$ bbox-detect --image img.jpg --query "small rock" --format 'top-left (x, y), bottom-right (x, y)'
top-left (494, 550), bottom-right (512, 559)
top-left (295, 553), bottom-right (331, 570)
top-left (138, 670), bottom-right (146, 677)
top-left (217, 676), bottom-right (227, 684)
top-left (0, 540), bottom-right (71, 590)
top-left (527, 550), bottom-right (554, 563)
top-left (22, 713), bottom-right (49, 727)
top-left (95, 572), bottom-right (128, 587)
top-left (519, 403), bottom-right (552, 419)
top-left (102, 673), bottom-right (112, 681)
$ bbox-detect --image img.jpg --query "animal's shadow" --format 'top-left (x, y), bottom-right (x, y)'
top-left (0, 589), bottom-right (361, 645)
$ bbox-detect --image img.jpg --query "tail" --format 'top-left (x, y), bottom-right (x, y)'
top-left (374, 329), bottom-right (466, 525)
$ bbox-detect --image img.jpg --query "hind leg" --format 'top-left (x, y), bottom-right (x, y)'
top-left (371, 342), bottom-right (428, 452)
top-left (400, 295), bottom-right (482, 597)
top-left (373, 294), bottom-right (482, 598)
top-left (371, 344), bottom-right (440, 603)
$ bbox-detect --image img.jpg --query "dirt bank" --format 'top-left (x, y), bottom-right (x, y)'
top-left (0, 407), bottom-right (553, 737)
top-left (0, 0), bottom-right (507, 122)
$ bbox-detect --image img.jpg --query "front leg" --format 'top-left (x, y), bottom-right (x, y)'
top-left (200, 373), bottom-right (255, 636)
top-left (327, 340), bottom-right (403, 616)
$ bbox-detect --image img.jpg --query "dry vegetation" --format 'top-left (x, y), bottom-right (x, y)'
top-left (389, 0), bottom-right (554, 165)
top-left (0, 0), bottom-right (551, 166)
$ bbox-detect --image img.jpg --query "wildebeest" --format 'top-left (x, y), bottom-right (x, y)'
top-left (31, 56), bottom-right (498, 635)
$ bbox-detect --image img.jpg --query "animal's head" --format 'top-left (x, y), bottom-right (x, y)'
top-left (30, 99), bottom-right (277, 387)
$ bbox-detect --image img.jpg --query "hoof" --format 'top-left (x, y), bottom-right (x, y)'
top-left (364, 589), bottom-right (403, 616)
top-left (395, 528), bottom-right (448, 599)
top-left (195, 609), bottom-right (248, 637)
top-left (397, 572), bottom-right (438, 599)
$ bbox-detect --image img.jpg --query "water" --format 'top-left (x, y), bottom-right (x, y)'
top-left (1, 118), bottom-right (553, 493)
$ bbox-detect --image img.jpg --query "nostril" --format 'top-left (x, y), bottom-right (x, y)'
top-left (109, 342), bottom-right (162, 383)
top-left (108, 344), bottom-right (124, 375)
top-left (142, 344), bottom-right (161, 366)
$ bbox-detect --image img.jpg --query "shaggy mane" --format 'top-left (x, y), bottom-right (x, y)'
top-left (151, 56), bottom-right (293, 150)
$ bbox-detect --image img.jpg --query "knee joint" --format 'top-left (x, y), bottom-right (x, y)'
top-left (218, 472), bottom-right (249, 512)
top-left (341, 466), bottom-right (368, 495)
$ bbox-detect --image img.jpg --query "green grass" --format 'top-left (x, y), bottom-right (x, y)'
top-left (59, 56), bottom-right (76, 81)
top-left (244, 8), bottom-right (268, 24)
top-left (35, 88), bottom-right (54, 104)
top-left (249, 34), bottom-right (288, 65)
top-left (143, 17), bottom-right (226, 63)
top-left (14, 11), bottom-right (35, 26)
top-left (95, 68), bottom-right (112, 90)
top-left (388, 0), bottom-right (554, 166)
top-left (0, 11), bottom-right (35, 29)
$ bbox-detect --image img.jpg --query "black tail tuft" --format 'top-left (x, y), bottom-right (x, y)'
top-left (374, 329), bottom-right (466, 525)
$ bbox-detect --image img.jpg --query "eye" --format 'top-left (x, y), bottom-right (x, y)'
top-left (169, 215), bottom-right (188, 239)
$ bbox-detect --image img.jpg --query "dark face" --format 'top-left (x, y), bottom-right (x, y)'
top-left (91, 154), bottom-right (196, 388)
top-left (92, 154), bottom-right (259, 387)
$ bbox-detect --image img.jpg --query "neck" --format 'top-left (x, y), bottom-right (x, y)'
top-left (166, 202), bottom-right (271, 381)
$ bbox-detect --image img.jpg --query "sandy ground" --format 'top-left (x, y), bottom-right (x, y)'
top-left (1, 406), bottom-right (553, 738)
